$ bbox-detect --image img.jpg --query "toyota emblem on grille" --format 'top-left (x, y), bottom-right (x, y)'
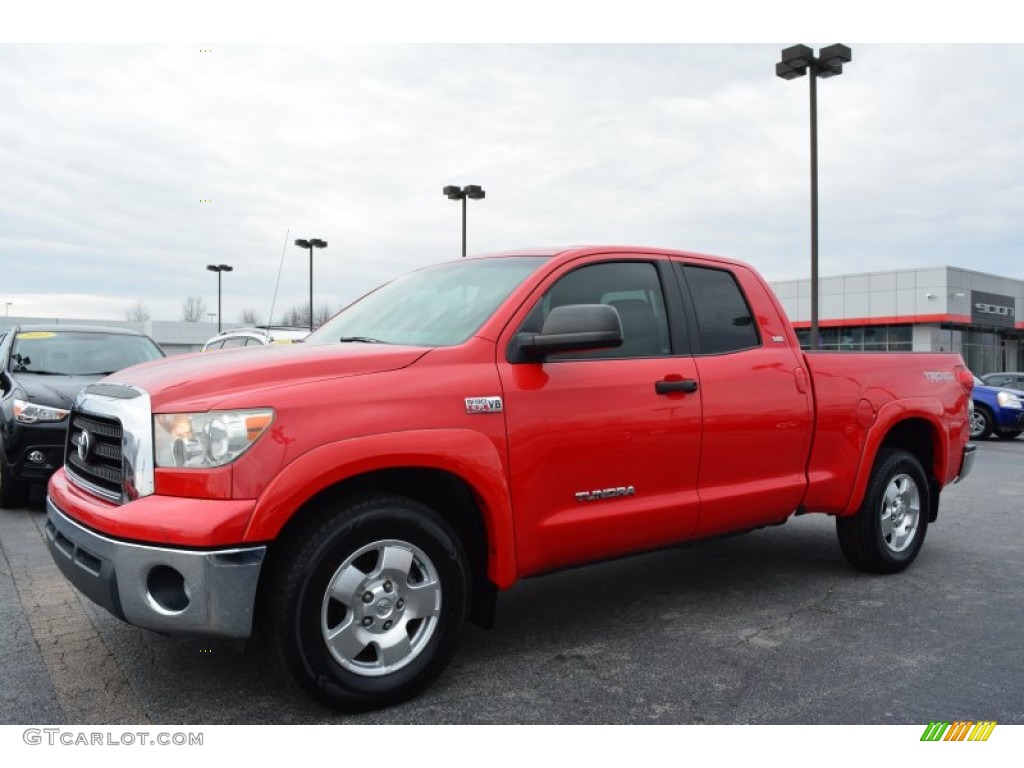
top-left (77, 430), bottom-right (92, 462)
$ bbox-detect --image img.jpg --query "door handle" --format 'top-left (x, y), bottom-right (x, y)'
top-left (655, 378), bottom-right (698, 395)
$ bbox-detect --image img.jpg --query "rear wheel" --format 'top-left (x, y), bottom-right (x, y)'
top-left (836, 448), bottom-right (930, 574)
top-left (0, 451), bottom-right (31, 509)
top-left (262, 494), bottom-right (470, 711)
top-left (995, 430), bottom-right (1021, 440)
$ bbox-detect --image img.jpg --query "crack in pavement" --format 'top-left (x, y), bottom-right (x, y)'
top-left (733, 585), bottom-right (838, 648)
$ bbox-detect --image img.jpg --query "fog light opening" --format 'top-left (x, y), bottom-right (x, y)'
top-left (27, 450), bottom-right (47, 464)
top-left (147, 565), bottom-right (190, 613)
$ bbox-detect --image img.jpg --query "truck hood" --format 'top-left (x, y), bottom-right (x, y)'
top-left (101, 343), bottom-right (431, 411)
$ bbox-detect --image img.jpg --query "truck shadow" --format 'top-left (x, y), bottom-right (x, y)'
top-left (77, 515), bottom-right (899, 724)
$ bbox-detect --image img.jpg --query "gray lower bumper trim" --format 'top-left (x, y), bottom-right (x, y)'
top-left (954, 443), bottom-right (977, 483)
top-left (45, 497), bottom-right (266, 639)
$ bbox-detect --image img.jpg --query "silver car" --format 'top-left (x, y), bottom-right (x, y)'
top-left (202, 326), bottom-right (308, 352)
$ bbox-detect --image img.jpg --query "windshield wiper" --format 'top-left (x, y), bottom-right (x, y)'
top-left (18, 369), bottom-right (64, 376)
top-left (337, 336), bottom-right (389, 344)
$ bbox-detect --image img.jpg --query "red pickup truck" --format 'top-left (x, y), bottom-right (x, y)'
top-left (44, 245), bottom-right (976, 710)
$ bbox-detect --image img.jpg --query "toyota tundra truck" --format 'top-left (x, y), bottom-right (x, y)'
top-left (44, 246), bottom-right (976, 710)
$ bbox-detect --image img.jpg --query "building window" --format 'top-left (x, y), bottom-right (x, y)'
top-left (795, 324), bottom-right (912, 352)
top-left (888, 326), bottom-right (912, 351)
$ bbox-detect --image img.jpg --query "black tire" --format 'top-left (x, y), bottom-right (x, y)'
top-left (261, 493), bottom-right (470, 711)
top-left (836, 448), bottom-right (930, 574)
top-left (995, 430), bottom-right (1021, 440)
top-left (969, 404), bottom-right (994, 440)
top-left (0, 450), bottom-right (30, 509)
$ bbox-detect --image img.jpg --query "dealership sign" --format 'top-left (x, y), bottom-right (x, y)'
top-left (971, 290), bottom-right (1016, 328)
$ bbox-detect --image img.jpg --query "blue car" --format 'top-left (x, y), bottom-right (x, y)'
top-left (971, 375), bottom-right (1024, 440)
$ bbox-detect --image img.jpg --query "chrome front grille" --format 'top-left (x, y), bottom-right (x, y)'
top-left (66, 412), bottom-right (124, 503)
top-left (62, 382), bottom-right (156, 505)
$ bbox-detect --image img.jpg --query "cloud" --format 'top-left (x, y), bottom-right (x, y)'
top-left (2, 43), bottom-right (1023, 323)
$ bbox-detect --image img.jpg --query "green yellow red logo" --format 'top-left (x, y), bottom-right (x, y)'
top-left (921, 721), bottom-right (997, 742)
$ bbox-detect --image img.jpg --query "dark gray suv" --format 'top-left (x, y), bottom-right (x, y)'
top-left (0, 324), bottom-right (164, 507)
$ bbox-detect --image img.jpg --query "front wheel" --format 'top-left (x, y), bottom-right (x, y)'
top-left (969, 405), bottom-right (993, 440)
top-left (262, 494), bottom-right (470, 711)
top-left (836, 448), bottom-right (930, 574)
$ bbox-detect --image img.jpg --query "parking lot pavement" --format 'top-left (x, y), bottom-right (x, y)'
top-left (1, 440), bottom-right (1023, 725)
top-left (0, 507), bottom-right (62, 724)
top-left (0, 499), bottom-right (149, 724)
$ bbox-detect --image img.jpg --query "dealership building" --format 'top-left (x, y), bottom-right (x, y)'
top-left (769, 265), bottom-right (1024, 375)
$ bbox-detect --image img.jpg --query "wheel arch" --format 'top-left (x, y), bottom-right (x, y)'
top-left (877, 418), bottom-right (941, 522)
top-left (845, 407), bottom-right (948, 522)
top-left (246, 430), bottom-right (515, 627)
top-left (267, 467), bottom-right (497, 628)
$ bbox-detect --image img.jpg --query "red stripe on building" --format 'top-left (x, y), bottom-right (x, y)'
top-left (789, 314), bottom-right (975, 329)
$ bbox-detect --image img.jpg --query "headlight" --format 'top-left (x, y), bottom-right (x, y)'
top-left (154, 409), bottom-right (274, 468)
top-left (996, 392), bottom-right (1023, 409)
top-left (13, 398), bottom-right (69, 424)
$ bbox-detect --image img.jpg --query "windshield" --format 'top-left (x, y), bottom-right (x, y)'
top-left (307, 256), bottom-right (548, 347)
top-left (11, 331), bottom-right (164, 375)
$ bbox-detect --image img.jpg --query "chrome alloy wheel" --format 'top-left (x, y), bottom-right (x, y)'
top-left (320, 539), bottom-right (442, 677)
top-left (879, 473), bottom-right (921, 554)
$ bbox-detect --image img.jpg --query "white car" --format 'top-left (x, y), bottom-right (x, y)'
top-left (202, 326), bottom-right (308, 352)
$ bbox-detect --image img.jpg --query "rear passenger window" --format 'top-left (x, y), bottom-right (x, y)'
top-left (683, 266), bottom-right (759, 354)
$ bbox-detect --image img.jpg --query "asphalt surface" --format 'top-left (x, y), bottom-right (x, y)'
top-left (1, 440), bottom-right (1022, 725)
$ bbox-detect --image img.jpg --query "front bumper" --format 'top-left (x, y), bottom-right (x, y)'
top-left (996, 409), bottom-right (1024, 432)
top-left (3, 421), bottom-right (66, 482)
top-left (45, 496), bottom-right (266, 638)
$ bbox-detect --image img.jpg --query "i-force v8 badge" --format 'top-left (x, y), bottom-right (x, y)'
top-left (465, 396), bottom-right (503, 414)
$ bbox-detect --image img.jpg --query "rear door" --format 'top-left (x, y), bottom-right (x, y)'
top-left (496, 255), bottom-right (703, 576)
top-left (673, 261), bottom-right (813, 535)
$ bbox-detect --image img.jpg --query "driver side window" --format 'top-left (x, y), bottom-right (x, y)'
top-left (523, 261), bottom-right (671, 359)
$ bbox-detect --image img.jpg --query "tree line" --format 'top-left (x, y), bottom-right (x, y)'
top-left (125, 296), bottom-right (338, 329)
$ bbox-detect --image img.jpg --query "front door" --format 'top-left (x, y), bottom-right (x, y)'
top-left (496, 257), bottom-right (703, 576)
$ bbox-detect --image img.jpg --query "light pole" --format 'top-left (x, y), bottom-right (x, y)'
top-left (776, 43), bottom-right (852, 350)
top-left (293, 238), bottom-right (327, 331)
top-left (443, 184), bottom-right (485, 257)
top-left (4, 302), bottom-right (11, 318)
top-left (206, 263), bottom-right (233, 333)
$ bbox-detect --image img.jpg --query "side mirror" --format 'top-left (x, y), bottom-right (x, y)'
top-left (512, 304), bottom-right (623, 362)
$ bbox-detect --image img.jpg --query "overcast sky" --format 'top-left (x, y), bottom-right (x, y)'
top-left (3, 8), bottom-right (1023, 323)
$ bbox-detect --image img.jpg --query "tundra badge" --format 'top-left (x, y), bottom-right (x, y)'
top-left (575, 486), bottom-right (636, 503)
